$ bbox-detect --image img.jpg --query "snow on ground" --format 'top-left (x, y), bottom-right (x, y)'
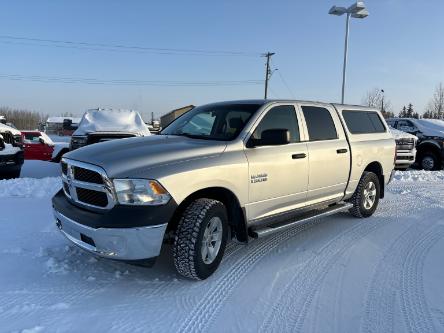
top-left (20, 160), bottom-right (61, 179)
top-left (0, 172), bottom-right (444, 332)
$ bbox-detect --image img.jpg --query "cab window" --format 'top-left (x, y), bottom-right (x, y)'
top-left (251, 105), bottom-right (300, 143)
top-left (302, 106), bottom-right (338, 141)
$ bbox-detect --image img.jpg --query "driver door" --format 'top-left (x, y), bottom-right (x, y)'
top-left (244, 104), bottom-right (309, 222)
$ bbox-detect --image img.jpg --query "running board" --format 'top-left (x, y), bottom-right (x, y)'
top-left (249, 202), bottom-right (353, 239)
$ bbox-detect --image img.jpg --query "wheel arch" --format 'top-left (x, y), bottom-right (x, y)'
top-left (167, 186), bottom-right (248, 243)
top-left (416, 141), bottom-right (441, 158)
top-left (363, 161), bottom-right (385, 198)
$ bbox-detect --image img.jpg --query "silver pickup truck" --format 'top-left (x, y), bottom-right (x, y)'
top-left (52, 100), bottom-right (395, 280)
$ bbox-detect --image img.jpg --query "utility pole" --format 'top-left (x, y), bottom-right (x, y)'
top-left (263, 52), bottom-right (275, 99)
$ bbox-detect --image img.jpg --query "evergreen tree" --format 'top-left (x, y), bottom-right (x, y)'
top-left (406, 103), bottom-right (414, 118)
top-left (399, 106), bottom-right (407, 118)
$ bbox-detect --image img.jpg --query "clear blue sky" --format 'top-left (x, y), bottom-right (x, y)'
top-left (0, 0), bottom-right (442, 119)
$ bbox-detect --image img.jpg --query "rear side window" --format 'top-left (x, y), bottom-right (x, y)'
top-left (342, 110), bottom-right (386, 134)
top-left (301, 106), bottom-right (338, 141)
top-left (252, 105), bottom-right (300, 143)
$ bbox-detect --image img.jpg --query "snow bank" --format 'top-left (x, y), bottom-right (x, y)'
top-left (74, 109), bottom-right (151, 136)
top-left (0, 177), bottom-right (61, 198)
top-left (393, 170), bottom-right (444, 182)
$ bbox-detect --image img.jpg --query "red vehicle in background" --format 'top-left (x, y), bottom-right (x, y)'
top-left (21, 131), bottom-right (54, 161)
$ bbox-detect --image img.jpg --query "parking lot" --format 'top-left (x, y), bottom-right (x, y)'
top-left (1, 168), bottom-right (443, 332)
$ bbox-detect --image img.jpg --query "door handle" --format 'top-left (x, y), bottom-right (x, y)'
top-left (292, 153), bottom-right (306, 159)
top-left (336, 149), bottom-right (348, 154)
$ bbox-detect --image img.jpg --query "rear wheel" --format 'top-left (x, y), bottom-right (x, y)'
top-left (349, 171), bottom-right (380, 218)
top-left (173, 198), bottom-right (228, 280)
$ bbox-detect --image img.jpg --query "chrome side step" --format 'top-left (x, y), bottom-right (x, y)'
top-left (249, 202), bottom-right (353, 239)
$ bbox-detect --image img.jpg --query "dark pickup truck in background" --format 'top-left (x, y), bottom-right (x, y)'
top-left (387, 118), bottom-right (444, 170)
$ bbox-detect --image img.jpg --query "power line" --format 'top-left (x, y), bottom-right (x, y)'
top-left (276, 70), bottom-right (296, 99)
top-left (0, 35), bottom-right (261, 57)
top-left (0, 73), bottom-right (263, 87)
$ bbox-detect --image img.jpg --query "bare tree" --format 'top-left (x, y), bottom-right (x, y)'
top-left (424, 83), bottom-right (444, 119)
top-left (0, 107), bottom-right (48, 130)
top-left (362, 88), bottom-right (394, 118)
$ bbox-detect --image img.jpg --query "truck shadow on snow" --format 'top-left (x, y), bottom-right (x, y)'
top-left (42, 212), bottom-right (360, 284)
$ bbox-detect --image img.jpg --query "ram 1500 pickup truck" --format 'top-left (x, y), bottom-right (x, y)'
top-left (52, 100), bottom-right (396, 280)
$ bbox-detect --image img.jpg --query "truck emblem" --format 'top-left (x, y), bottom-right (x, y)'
top-left (251, 173), bottom-right (268, 183)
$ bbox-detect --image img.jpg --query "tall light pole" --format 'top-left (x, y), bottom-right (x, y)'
top-left (329, 2), bottom-right (369, 104)
top-left (381, 89), bottom-right (385, 113)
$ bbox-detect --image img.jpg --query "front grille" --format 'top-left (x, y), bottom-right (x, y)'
top-left (61, 159), bottom-right (114, 210)
top-left (73, 166), bottom-right (103, 184)
top-left (396, 139), bottom-right (415, 151)
top-left (76, 188), bottom-right (108, 207)
top-left (398, 156), bottom-right (414, 161)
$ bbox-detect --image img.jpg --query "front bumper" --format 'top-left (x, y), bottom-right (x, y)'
top-left (53, 209), bottom-right (167, 261)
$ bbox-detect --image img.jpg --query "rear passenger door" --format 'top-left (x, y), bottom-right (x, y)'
top-left (299, 104), bottom-right (350, 204)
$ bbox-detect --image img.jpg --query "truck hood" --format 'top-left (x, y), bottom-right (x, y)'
top-left (64, 135), bottom-right (227, 178)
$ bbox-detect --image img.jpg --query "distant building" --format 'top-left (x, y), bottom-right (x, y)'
top-left (45, 117), bottom-right (81, 136)
top-left (160, 105), bottom-right (194, 128)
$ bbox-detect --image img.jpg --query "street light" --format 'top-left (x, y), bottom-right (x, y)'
top-left (329, 1), bottom-right (369, 104)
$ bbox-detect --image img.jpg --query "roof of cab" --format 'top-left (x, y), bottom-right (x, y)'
top-left (201, 99), bottom-right (378, 112)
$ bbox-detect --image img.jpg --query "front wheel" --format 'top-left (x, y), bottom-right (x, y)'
top-left (173, 198), bottom-right (228, 280)
top-left (348, 171), bottom-right (380, 218)
top-left (419, 153), bottom-right (440, 171)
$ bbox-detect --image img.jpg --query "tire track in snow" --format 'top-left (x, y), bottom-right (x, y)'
top-left (260, 216), bottom-right (386, 333)
top-left (177, 216), bottom-right (326, 333)
top-left (361, 212), bottom-right (440, 333)
top-left (400, 226), bottom-right (444, 333)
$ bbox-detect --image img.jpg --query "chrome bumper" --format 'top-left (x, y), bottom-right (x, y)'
top-left (53, 209), bottom-right (167, 261)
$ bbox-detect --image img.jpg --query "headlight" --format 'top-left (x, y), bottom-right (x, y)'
top-left (70, 136), bottom-right (87, 149)
top-left (113, 179), bottom-right (171, 206)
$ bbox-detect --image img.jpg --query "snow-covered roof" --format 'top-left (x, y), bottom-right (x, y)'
top-left (389, 126), bottom-right (417, 140)
top-left (73, 109), bottom-right (151, 136)
top-left (0, 123), bottom-right (21, 136)
top-left (0, 143), bottom-right (20, 156)
top-left (46, 117), bottom-right (81, 124)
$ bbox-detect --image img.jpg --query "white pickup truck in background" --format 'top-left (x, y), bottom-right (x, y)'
top-left (389, 127), bottom-right (417, 170)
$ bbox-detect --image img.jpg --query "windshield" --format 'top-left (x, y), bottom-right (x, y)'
top-left (161, 103), bottom-right (261, 140)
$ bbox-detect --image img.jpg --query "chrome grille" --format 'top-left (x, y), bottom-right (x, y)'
top-left (76, 188), bottom-right (108, 207)
top-left (61, 158), bottom-right (115, 210)
top-left (395, 139), bottom-right (415, 151)
top-left (73, 166), bottom-right (103, 184)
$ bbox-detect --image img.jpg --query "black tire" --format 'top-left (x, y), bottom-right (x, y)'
top-left (173, 198), bottom-right (228, 280)
top-left (419, 152), bottom-right (440, 171)
top-left (348, 171), bottom-right (380, 218)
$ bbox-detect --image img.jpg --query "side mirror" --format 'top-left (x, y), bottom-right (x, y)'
top-left (248, 129), bottom-right (290, 147)
top-left (39, 137), bottom-right (45, 144)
